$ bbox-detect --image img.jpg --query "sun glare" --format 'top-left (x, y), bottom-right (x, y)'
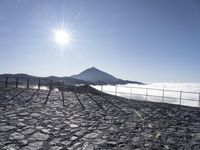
top-left (53, 29), bottom-right (72, 48)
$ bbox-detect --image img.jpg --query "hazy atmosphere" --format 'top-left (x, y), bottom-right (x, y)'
top-left (1, 1), bottom-right (200, 149)
top-left (0, 0), bottom-right (200, 82)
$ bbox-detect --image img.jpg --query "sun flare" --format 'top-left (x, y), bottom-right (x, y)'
top-left (53, 29), bottom-right (72, 47)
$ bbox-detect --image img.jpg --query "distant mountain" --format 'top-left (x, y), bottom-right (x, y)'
top-left (0, 73), bottom-right (86, 85)
top-left (0, 67), bottom-right (143, 86)
top-left (71, 67), bottom-right (143, 85)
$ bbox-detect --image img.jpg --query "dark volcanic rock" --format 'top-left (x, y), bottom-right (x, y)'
top-left (0, 87), bottom-right (200, 149)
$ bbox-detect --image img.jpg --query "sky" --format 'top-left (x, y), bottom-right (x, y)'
top-left (0, 0), bottom-right (200, 82)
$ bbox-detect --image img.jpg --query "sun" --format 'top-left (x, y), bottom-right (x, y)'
top-left (53, 29), bottom-right (72, 48)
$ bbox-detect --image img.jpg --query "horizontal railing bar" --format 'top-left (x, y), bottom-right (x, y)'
top-left (116, 85), bottom-right (199, 94)
top-left (179, 98), bottom-right (199, 102)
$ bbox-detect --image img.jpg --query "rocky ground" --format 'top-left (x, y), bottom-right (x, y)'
top-left (1, 87), bottom-right (200, 150)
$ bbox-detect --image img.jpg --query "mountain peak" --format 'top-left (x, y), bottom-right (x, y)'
top-left (70, 67), bottom-right (143, 85)
top-left (84, 67), bottom-right (100, 72)
top-left (87, 67), bottom-right (99, 71)
top-left (71, 67), bottom-right (118, 84)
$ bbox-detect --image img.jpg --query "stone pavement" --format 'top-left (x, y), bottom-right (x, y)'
top-left (0, 87), bottom-right (200, 150)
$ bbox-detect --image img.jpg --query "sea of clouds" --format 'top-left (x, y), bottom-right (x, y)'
top-left (92, 83), bottom-right (200, 107)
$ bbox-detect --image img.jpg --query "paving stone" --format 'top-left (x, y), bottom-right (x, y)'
top-left (84, 133), bottom-right (99, 139)
top-left (141, 132), bottom-right (152, 138)
top-left (132, 137), bottom-right (140, 142)
top-left (41, 128), bottom-right (50, 133)
top-left (3, 144), bottom-right (19, 150)
top-left (31, 113), bottom-right (41, 117)
top-left (36, 126), bottom-right (43, 130)
top-left (82, 141), bottom-right (94, 150)
top-left (0, 126), bottom-right (16, 132)
top-left (70, 124), bottom-right (79, 128)
top-left (10, 132), bottom-right (25, 140)
top-left (28, 119), bottom-right (38, 124)
top-left (106, 141), bottom-right (118, 146)
top-left (22, 128), bottom-right (35, 135)
top-left (22, 141), bottom-right (43, 150)
top-left (70, 136), bottom-right (78, 141)
top-left (19, 139), bottom-right (29, 146)
top-left (16, 122), bottom-right (26, 128)
top-left (19, 112), bottom-right (29, 116)
top-left (29, 132), bottom-right (49, 141)
top-left (61, 140), bottom-right (71, 146)
top-left (50, 138), bottom-right (61, 145)
top-left (50, 146), bottom-right (63, 150)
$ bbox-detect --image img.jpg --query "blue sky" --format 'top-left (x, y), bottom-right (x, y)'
top-left (0, 0), bottom-right (200, 82)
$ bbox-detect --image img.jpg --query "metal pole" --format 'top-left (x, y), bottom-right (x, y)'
top-left (62, 90), bottom-right (65, 106)
top-left (101, 85), bottom-right (103, 95)
top-left (16, 77), bottom-right (19, 88)
top-left (49, 80), bottom-right (52, 90)
top-left (146, 88), bottom-right (148, 101)
top-left (38, 79), bottom-right (41, 90)
top-left (180, 91), bottom-right (182, 105)
top-left (27, 78), bottom-right (29, 89)
top-left (115, 85), bottom-right (117, 96)
top-left (162, 89), bottom-right (164, 102)
top-left (198, 93), bottom-right (200, 108)
top-left (74, 84), bottom-right (77, 93)
top-left (87, 84), bottom-right (89, 94)
top-left (5, 76), bottom-right (8, 88)
top-left (130, 87), bottom-right (132, 100)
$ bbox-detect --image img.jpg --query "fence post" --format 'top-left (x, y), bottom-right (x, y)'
top-left (87, 83), bottom-right (90, 94)
top-left (5, 76), bottom-right (8, 88)
top-left (162, 89), bottom-right (165, 102)
top-left (198, 93), bottom-right (200, 108)
top-left (62, 83), bottom-right (65, 106)
top-left (101, 85), bottom-right (103, 95)
top-left (62, 81), bottom-right (65, 91)
top-left (180, 91), bottom-right (182, 105)
top-left (49, 80), bottom-right (52, 90)
top-left (130, 87), bottom-right (132, 100)
top-left (146, 88), bottom-right (148, 101)
top-left (27, 78), bottom-right (29, 89)
top-left (38, 79), bottom-right (41, 90)
top-left (16, 77), bottom-right (19, 88)
top-left (115, 85), bottom-right (117, 96)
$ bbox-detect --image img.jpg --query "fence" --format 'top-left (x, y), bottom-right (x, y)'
top-left (92, 85), bottom-right (200, 108)
top-left (1, 76), bottom-right (200, 107)
top-left (0, 76), bottom-right (89, 92)
top-left (0, 76), bottom-right (59, 90)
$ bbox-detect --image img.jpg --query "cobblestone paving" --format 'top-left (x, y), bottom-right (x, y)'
top-left (1, 87), bottom-right (200, 150)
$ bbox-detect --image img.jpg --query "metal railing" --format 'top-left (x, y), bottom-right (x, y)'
top-left (0, 76), bottom-right (59, 90)
top-left (93, 85), bottom-right (200, 107)
top-left (1, 76), bottom-right (200, 107)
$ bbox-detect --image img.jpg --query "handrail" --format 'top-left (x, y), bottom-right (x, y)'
top-left (94, 85), bottom-right (200, 107)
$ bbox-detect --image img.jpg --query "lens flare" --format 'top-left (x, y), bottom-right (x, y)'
top-left (53, 29), bottom-right (72, 48)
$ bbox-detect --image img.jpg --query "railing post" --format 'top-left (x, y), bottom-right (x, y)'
top-left (180, 91), bottom-right (182, 105)
top-left (87, 84), bottom-right (90, 94)
top-left (198, 93), bottom-right (200, 108)
top-left (62, 85), bottom-right (65, 107)
top-left (27, 78), bottom-right (29, 89)
top-left (130, 87), bottom-right (132, 100)
top-left (115, 85), bottom-right (117, 96)
top-left (16, 77), bottom-right (19, 88)
top-left (162, 89), bottom-right (164, 102)
top-left (38, 79), bottom-right (41, 90)
top-left (49, 80), bottom-right (52, 90)
top-left (74, 84), bottom-right (77, 93)
top-left (146, 88), bottom-right (148, 101)
top-left (62, 81), bottom-right (64, 91)
top-left (5, 76), bottom-right (8, 88)
top-left (101, 85), bottom-right (103, 95)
